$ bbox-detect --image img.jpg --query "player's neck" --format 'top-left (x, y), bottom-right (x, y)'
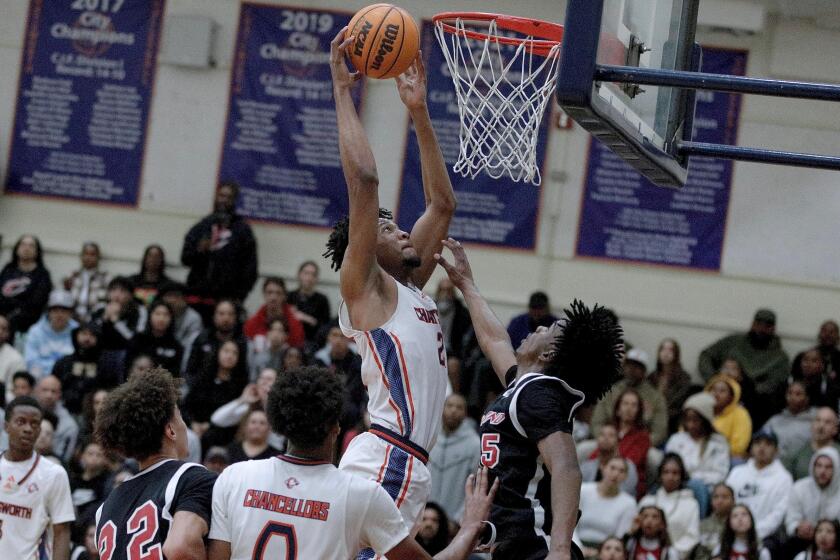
top-left (139, 451), bottom-right (177, 471)
top-left (514, 359), bottom-right (544, 380)
top-left (4, 446), bottom-right (35, 462)
top-left (285, 441), bottom-right (332, 463)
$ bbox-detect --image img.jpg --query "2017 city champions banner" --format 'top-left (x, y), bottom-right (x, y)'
top-left (218, 3), bottom-right (359, 227)
top-left (5, 0), bottom-right (165, 205)
top-left (396, 21), bottom-right (550, 250)
top-left (576, 48), bottom-right (747, 270)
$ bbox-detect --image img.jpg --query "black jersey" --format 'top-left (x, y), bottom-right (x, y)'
top-left (94, 460), bottom-right (216, 560)
top-left (479, 368), bottom-right (585, 560)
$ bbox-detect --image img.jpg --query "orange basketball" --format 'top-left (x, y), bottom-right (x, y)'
top-left (347, 4), bottom-right (419, 79)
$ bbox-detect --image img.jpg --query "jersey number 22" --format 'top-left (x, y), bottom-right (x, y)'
top-left (98, 501), bottom-right (162, 560)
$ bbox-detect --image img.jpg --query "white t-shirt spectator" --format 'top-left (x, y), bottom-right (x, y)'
top-left (726, 458), bottom-right (793, 540)
top-left (575, 482), bottom-right (636, 545)
top-left (665, 431), bottom-right (730, 486)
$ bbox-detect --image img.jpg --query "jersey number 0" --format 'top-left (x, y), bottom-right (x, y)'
top-left (98, 501), bottom-right (162, 560)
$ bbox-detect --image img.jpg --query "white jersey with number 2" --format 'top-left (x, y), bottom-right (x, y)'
top-left (339, 279), bottom-right (448, 451)
top-left (209, 454), bottom-right (409, 559)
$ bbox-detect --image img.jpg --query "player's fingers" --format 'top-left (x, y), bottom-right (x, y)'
top-left (464, 473), bottom-right (476, 497)
top-left (477, 466), bottom-right (489, 494)
top-left (331, 26), bottom-right (348, 47)
top-left (489, 477), bottom-right (500, 499)
top-left (434, 253), bottom-right (453, 272)
top-left (416, 51), bottom-right (426, 76)
top-left (440, 237), bottom-right (458, 251)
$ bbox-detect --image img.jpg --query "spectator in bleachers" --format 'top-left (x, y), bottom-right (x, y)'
top-left (506, 291), bottom-right (558, 348)
top-left (791, 320), bottom-right (840, 381)
top-left (428, 393), bottom-right (480, 522)
top-left (762, 380), bottom-right (817, 464)
top-left (180, 180), bottom-right (258, 321)
top-left (614, 387), bottom-right (651, 497)
top-left (581, 423), bottom-right (639, 496)
top-left (185, 339), bottom-right (247, 443)
top-left (435, 277), bottom-right (471, 359)
top-left (63, 241), bottom-right (108, 325)
top-left (785, 447), bottom-right (840, 558)
top-left (244, 277), bottom-right (305, 349)
top-left (34, 410), bottom-right (59, 463)
top-left (415, 502), bottom-right (450, 555)
top-left (713, 504), bottom-right (771, 560)
top-left (626, 505), bottom-right (680, 560)
top-left (0, 234), bottom-right (53, 335)
top-left (697, 483), bottom-right (735, 556)
top-left (287, 260), bottom-right (331, 350)
top-left (576, 457), bottom-right (637, 557)
top-left (281, 346), bottom-right (306, 370)
top-left (71, 523), bottom-right (99, 560)
top-left (592, 348), bottom-right (669, 446)
top-left (793, 348), bottom-right (840, 411)
top-left (210, 367), bottom-right (284, 450)
top-left (158, 281), bottom-right (203, 362)
top-left (126, 353), bottom-right (154, 379)
top-left (786, 407), bottom-right (840, 480)
top-left (794, 519), bottom-right (840, 560)
top-left (51, 323), bottom-right (120, 415)
top-left (650, 338), bottom-right (694, 434)
top-left (185, 299), bottom-right (248, 389)
top-left (716, 358), bottom-right (760, 423)
top-left (0, 313), bottom-right (25, 403)
top-left (640, 453), bottom-right (700, 559)
top-left (314, 325), bottom-right (358, 376)
top-left (9, 370), bottom-right (35, 400)
top-left (90, 276), bottom-right (147, 351)
top-left (705, 374), bottom-right (752, 459)
top-left (24, 290), bottom-right (77, 379)
top-left (128, 244), bottom-right (171, 306)
top-left (76, 388), bottom-right (108, 452)
top-left (598, 537), bottom-right (627, 560)
top-left (127, 300), bottom-right (183, 376)
top-left (248, 318), bottom-right (289, 379)
top-left (698, 308), bottom-right (789, 427)
top-left (226, 409), bottom-right (280, 464)
top-left (203, 446), bottom-right (230, 473)
top-left (69, 441), bottom-right (111, 540)
top-left (726, 431), bottom-right (793, 542)
top-left (665, 392), bottom-right (729, 515)
top-left (34, 375), bottom-right (78, 463)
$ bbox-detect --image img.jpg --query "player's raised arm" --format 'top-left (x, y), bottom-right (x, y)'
top-left (330, 27), bottom-right (382, 302)
top-left (435, 238), bottom-right (517, 384)
top-left (397, 54), bottom-right (457, 289)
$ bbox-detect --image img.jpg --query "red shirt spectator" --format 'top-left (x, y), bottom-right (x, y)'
top-left (243, 277), bottom-right (305, 348)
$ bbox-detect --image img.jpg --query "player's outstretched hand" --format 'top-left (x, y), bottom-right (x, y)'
top-left (395, 52), bottom-right (427, 112)
top-left (461, 466), bottom-right (499, 530)
top-left (330, 27), bottom-right (362, 89)
top-left (434, 238), bottom-right (475, 291)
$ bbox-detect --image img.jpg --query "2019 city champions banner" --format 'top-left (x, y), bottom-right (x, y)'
top-left (4, 0), bottom-right (165, 206)
top-left (218, 3), bottom-right (359, 227)
top-left (576, 48), bottom-right (747, 270)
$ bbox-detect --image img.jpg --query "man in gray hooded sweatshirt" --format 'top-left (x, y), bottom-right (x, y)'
top-left (784, 446), bottom-right (840, 557)
top-left (428, 393), bottom-right (481, 521)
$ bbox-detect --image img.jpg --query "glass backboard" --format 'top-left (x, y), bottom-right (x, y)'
top-left (557, 0), bottom-right (700, 187)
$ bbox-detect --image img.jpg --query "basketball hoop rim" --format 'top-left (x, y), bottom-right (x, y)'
top-left (432, 12), bottom-right (564, 57)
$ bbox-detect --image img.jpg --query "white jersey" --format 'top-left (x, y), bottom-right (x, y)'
top-left (210, 454), bottom-right (409, 559)
top-left (0, 453), bottom-right (75, 560)
top-left (339, 280), bottom-right (448, 452)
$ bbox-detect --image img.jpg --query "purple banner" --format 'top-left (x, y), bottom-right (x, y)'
top-left (396, 21), bottom-right (550, 250)
top-left (218, 3), bottom-right (358, 227)
top-left (576, 47), bottom-right (747, 269)
top-left (4, 0), bottom-right (165, 205)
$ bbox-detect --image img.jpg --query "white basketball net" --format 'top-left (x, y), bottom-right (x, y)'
top-left (434, 18), bottom-right (561, 185)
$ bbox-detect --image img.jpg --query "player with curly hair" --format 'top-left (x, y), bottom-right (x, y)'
top-left (94, 367), bottom-right (216, 560)
top-left (325, 27), bottom-right (458, 559)
top-left (208, 366), bottom-right (498, 560)
top-left (435, 238), bottom-right (625, 560)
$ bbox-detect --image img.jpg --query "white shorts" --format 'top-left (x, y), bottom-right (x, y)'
top-left (339, 430), bottom-right (431, 537)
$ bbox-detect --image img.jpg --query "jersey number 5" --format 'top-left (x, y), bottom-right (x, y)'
top-left (98, 501), bottom-right (162, 560)
top-left (481, 433), bottom-right (500, 468)
top-left (253, 521), bottom-right (298, 559)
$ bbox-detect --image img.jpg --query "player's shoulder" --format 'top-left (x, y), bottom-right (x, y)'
top-left (34, 455), bottom-right (70, 482)
top-left (216, 457), bottom-right (275, 484)
top-left (519, 373), bottom-right (584, 401)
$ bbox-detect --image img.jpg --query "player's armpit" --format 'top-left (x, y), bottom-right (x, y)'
top-left (207, 539), bottom-right (232, 560)
top-left (163, 511), bottom-right (210, 560)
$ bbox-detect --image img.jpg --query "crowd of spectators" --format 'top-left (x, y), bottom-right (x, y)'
top-left (1, 207), bottom-right (839, 559)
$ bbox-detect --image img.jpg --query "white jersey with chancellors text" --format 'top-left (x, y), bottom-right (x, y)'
top-left (209, 454), bottom-right (409, 559)
top-left (0, 453), bottom-right (75, 560)
top-left (339, 279), bottom-right (448, 452)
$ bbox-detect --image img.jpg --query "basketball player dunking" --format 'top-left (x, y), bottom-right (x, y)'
top-left (325, 28), bottom-right (455, 558)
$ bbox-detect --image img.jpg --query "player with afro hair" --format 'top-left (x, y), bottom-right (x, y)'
top-left (435, 237), bottom-right (623, 560)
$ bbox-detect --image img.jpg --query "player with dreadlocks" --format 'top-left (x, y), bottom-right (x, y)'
top-left (324, 28), bottom-right (457, 559)
top-left (435, 238), bottom-right (624, 560)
